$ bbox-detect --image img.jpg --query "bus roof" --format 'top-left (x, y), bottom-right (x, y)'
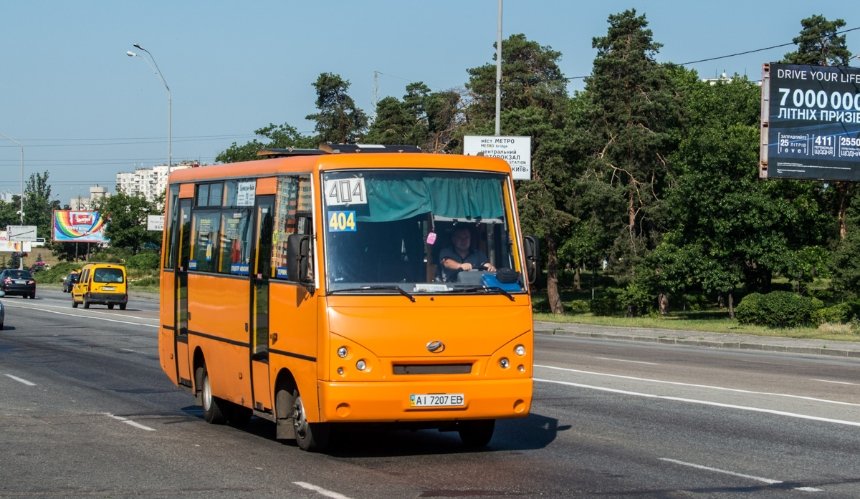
top-left (167, 151), bottom-right (513, 184)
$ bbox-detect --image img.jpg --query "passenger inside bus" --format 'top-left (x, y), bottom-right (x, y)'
top-left (438, 226), bottom-right (496, 282)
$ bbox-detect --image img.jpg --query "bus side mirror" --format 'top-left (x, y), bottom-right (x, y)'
top-left (523, 236), bottom-right (539, 285)
top-left (287, 234), bottom-right (314, 290)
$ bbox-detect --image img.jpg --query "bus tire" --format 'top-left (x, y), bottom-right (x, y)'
top-left (108, 304), bottom-right (114, 310)
top-left (196, 365), bottom-right (226, 424)
top-left (119, 303), bottom-right (126, 310)
top-left (458, 419), bottom-right (495, 448)
top-left (291, 389), bottom-right (330, 452)
top-left (72, 300), bottom-right (78, 308)
top-left (83, 298), bottom-right (90, 309)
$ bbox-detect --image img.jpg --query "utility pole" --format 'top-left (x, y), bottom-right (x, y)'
top-left (494, 0), bottom-right (503, 136)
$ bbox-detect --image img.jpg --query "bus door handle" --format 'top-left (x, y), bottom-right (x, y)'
top-left (270, 332), bottom-right (278, 344)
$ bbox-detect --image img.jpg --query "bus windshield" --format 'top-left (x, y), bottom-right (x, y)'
top-left (322, 169), bottom-right (524, 294)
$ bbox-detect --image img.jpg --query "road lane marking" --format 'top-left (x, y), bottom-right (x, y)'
top-left (594, 356), bottom-right (659, 366)
top-left (103, 413), bottom-right (156, 432)
top-left (4, 303), bottom-right (157, 329)
top-left (4, 374), bottom-right (36, 386)
top-left (293, 481), bottom-right (352, 499)
top-left (812, 378), bottom-right (858, 386)
top-left (660, 458), bottom-right (822, 492)
top-left (4, 301), bottom-right (156, 322)
top-left (535, 377), bottom-right (860, 427)
top-left (535, 364), bottom-right (860, 407)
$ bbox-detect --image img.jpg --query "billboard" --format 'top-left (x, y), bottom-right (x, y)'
top-left (0, 231), bottom-right (32, 253)
top-left (760, 63), bottom-right (860, 181)
top-left (463, 135), bottom-right (532, 180)
top-left (52, 210), bottom-right (109, 243)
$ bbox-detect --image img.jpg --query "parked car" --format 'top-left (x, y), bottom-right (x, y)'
top-left (0, 269), bottom-right (36, 299)
top-left (0, 290), bottom-right (5, 329)
top-left (62, 272), bottom-right (80, 293)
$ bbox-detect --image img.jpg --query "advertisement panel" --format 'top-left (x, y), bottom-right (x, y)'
top-left (52, 210), bottom-right (109, 243)
top-left (760, 63), bottom-right (860, 180)
top-left (463, 135), bottom-right (532, 180)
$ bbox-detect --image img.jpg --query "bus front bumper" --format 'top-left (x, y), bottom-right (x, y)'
top-left (318, 378), bottom-right (532, 423)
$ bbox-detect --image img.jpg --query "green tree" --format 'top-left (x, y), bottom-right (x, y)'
top-left (305, 73), bottom-right (368, 144)
top-left (216, 123), bottom-right (316, 163)
top-left (97, 191), bottom-right (160, 253)
top-left (832, 191), bottom-right (860, 297)
top-left (783, 14), bottom-right (851, 66)
top-left (365, 82), bottom-right (462, 152)
top-left (464, 34), bottom-right (574, 313)
top-left (585, 10), bottom-right (682, 279)
top-left (365, 96), bottom-right (417, 145)
top-left (19, 172), bottom-right (61, 249)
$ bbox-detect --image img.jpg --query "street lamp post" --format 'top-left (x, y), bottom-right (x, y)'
top-left (127, 44), bottom-right (172, 168)
top-left (0, 131), bottom-right (25, 269)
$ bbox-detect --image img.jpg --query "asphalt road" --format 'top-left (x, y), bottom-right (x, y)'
top-left (1, 289), bottom-right (858, 498)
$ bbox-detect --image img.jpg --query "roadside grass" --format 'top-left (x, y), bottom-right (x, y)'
top-left (534, 310), bottom-right (860, 342)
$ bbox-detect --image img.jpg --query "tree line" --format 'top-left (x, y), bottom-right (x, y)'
top-left (218, 11), bottom-right (858, 315)
top-left (3, 10), bottom-right (856, 317)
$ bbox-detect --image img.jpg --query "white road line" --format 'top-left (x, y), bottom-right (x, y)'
top-left (535, 378), bottom-right (860, 428)
top-left (103, 413), bottom-right (156, 432)
top-left (4, 374), bottom-right (36, 386)
top-left (660, 458), bottom-right (822, 492)
top-left (594, 356), bottom-right (659, 366)
top-left (535, 364), bottom-right (860, 407)
top-left (5, 300), bottom-right (155, 322)
top-left (120, 348), bottom-right (136, 353)
top-left (5, 303), bottom-right (157, 329)
top-left (293, 481), bottom-right (353, 499)
top-left (812, 378), bottom-right (858, 386)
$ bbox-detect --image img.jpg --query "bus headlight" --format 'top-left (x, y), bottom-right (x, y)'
top-left (337, 346), bottom-right (348, 358)
top-left (514, 344), bottom-right (526, 356)
top-left (499, 357), bottom-right (510, 369)
top-left (356, 359), bottom-right (367, 371)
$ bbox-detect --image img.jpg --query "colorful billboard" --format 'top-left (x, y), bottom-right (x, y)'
top-left (52, 210), bottom-right (109, 243)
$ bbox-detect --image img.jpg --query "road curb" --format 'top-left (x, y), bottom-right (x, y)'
top-left (535, 328), bottom-right (860, 358)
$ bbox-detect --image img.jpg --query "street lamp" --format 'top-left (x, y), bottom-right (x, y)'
top-left (127, 43), bottom-right (172, 168)
top-left (0, 131), bottom-right (25, 269)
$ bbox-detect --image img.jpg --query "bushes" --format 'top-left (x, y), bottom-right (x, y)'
top-left (814, 301), bottom-right (860, 325)
top-left (736, 291), bottom-right (818, 328)
top-left (126, 252), bottom-right (160, 270)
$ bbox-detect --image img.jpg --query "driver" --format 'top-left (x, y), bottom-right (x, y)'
top-left (439, 226), bottom-right (495, 282)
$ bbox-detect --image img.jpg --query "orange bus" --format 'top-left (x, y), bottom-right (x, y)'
top-left (158, 144), bottom-right (537, 451)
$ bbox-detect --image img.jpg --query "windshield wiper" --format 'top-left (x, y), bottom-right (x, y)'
top-left (458, 286), bottom-right (515, 301)
top-left (330, 285), bottom-right (416, 302)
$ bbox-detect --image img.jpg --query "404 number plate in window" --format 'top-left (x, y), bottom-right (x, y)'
top-left (410, 393), bottom-right (465, 407)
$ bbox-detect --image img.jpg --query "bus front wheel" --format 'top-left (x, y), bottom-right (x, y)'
top-left (458, 419), bottom-right (495, 448)
top-left (290, 389), bottom-right (330, 452)
top-left (196, 365), bottom-right (226, 424)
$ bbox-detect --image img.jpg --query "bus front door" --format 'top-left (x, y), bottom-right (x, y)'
top-left (174, 198), bottom-right (192, 386)
top-left (250, 195), bottom-right (274, 410)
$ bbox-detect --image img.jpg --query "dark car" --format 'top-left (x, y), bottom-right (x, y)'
top-left (0, 291), bottom-right (5, 329)
top-left (62, 272), bottom-right (80, 293)
top-left (0, 269), bottom-right (36, 299)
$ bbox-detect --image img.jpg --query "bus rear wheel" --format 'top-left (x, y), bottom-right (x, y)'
top-left (196, 365), bottom-right (226, 424)
top-left (458, 419), bottom-right (495, 448)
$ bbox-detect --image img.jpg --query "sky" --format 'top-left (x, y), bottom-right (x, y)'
top-left (0, 0), bottom-right (857, 204)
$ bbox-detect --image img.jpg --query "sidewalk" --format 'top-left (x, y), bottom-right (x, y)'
top-left (534, 321), bottom-right (860, 359)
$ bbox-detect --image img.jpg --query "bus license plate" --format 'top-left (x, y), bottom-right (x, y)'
top-left (410, 393), bottom-right (465, 407)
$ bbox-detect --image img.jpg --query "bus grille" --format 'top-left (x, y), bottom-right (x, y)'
top-left (393, 363), bottom-right (473, 375)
